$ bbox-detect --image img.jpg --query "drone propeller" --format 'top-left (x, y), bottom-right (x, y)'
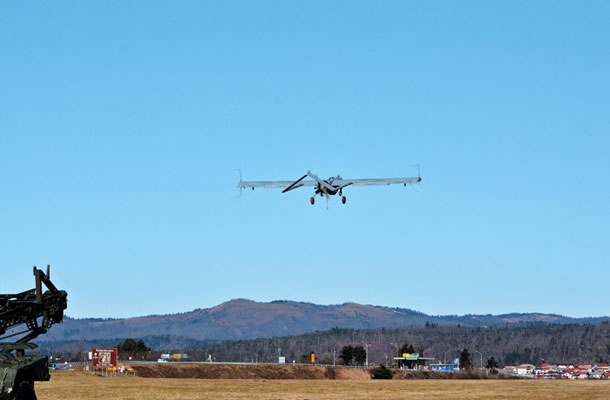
top-left (282, 174), bottom-right (308, 193)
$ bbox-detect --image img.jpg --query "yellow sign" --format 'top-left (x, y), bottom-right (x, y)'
top-left (310, 352), bottom-right (315, 363)
top-left (402, 353), bottom-right (410, 358)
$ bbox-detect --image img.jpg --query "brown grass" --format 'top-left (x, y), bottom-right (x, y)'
top-left (35, 369), bottom-right (610, 400)
top-left (131, 364), bottom-right (371, 380)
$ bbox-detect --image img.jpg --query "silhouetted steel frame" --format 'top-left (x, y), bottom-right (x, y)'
top-left (0, 266), bottom-right (67, 346)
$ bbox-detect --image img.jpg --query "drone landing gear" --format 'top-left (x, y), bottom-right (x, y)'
top-left (310, 197), bottom-right (315, 205)
top-left (342, 196), bottom-right (346, 204)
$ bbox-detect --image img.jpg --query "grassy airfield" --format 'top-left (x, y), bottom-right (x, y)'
top-left (37, 370), bottom-right (610, 400)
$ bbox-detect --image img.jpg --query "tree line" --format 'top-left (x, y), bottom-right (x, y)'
top-left (37, 322), bottom-right (610, 366)
top-left (188, 322), bottom-right (610, 366)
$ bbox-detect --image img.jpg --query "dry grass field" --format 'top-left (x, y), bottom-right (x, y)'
top-left (36, 370), bottom-right (610, 400)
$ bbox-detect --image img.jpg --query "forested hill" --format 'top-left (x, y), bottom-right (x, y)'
top-left (38, 299), bottom-right (609, 344)
top-left (190, 323), bottom-right (610, 367)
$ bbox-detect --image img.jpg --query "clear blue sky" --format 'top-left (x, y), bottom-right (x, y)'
top-left (1, 1), bottom-right (608, 319)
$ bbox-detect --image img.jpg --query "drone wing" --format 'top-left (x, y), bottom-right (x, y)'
top-left (237, 170), bottom-right (422, 193)
top-left (336, 177), bottom-right (422, 187)
top-left (237, 175), bottom-right (316, 192)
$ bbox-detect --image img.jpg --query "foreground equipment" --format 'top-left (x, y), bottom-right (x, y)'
top-left (0, 266), bottom-right (68, 400)
top-left (237, 168), bottom-right (422, 206)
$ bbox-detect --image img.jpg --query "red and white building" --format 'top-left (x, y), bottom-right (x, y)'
top-left (506, 362), bottom-right (609, 379)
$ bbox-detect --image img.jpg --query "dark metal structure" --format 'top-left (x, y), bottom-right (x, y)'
top-left (0, 266), bottom-right (68, 400)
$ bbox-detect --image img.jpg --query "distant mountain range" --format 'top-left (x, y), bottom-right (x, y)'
top-left (37, 299), bottom-right (610, 345)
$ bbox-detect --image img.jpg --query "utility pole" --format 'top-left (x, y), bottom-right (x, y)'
top-left (473, 350), bottom-right (483, 370)
top-left (444, 349), bottom-right (460, 365)
top-left (364, 344), bottom-right (371, 368)
top-left (391, 343), bottom-right (399, 368)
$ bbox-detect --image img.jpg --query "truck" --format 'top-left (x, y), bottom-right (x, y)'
top-left (0, 266), bottom-right (68, 400)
